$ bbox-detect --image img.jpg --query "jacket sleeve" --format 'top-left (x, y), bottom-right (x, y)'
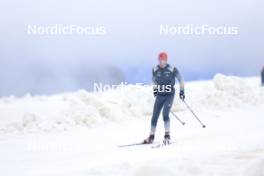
top-left (152, 67), bottom-right (158, 95)
top-left (152, 67), bottom-right (158, 85)
top-left (174, 67), bottom-right (184, 91)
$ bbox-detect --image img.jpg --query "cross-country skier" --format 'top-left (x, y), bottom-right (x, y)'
top-left (143, 52), bottom-right (185, 145)
top-left (262, 66), bottom-right (264, 86)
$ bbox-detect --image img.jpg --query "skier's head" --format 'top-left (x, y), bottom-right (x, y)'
top-left (158, 52), bottom-right (168, 67)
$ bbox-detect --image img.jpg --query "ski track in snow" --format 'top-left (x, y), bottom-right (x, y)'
top-left (0, 74), bottom-right (264, 176)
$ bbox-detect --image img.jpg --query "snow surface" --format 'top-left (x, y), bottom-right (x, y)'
top-left (0, 74), bottom-right (264, 176)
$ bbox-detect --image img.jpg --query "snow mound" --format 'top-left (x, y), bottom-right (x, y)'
top-left (0, 74), bottom-right (263, 133)
top-left (214, 73), bottom-right (251, 92)
top-left (196, 74), bottom-right (264, 108)
top-left (0, 86), bottom-right (155, 133)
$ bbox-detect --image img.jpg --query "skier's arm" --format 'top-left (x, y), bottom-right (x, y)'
top-left (174, 67), bottom-right (185, 100)
top-left (152, 68), bottom-right (158, 97)
top-left (174, 68), bottom-right (184, 91)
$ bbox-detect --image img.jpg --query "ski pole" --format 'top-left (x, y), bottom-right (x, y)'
top-left (183, 100), bottom-right (206, 128)
top-left (170, 111), bottom-right (185, 125)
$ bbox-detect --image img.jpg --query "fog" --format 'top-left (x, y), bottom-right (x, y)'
top-left (0, 0), bottom-right (263, 96)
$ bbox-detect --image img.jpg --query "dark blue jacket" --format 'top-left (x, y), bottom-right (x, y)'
top-left (152, 64), bottom-right (184, 95)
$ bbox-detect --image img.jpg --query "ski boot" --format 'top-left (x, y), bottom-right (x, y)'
top-left (143, 134), bottom-right (155, 144)
top-left (163, 132), bottom-right (171, 145)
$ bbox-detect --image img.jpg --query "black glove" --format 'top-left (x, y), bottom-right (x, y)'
top-left (180, 90), bottom-right (185, 101)
top-left (153, 88), bottom-right (158, 97)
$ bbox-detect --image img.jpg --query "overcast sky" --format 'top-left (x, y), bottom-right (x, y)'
top-left (0, 0), bottom-right (263, 96)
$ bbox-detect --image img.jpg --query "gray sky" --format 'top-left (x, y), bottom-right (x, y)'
top-left (0, 0), bottom-right (263, 96)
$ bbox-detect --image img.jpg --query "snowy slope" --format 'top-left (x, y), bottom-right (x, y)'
top-left (0, 74), bottom-right (264, 176)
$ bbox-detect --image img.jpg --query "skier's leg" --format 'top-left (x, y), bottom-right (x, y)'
top-left (162, 94), bottom-right (175, 133)
top-left (143, 96), bottom-right (164, 144)
top-left (150, 95), bottom-right (164, 135)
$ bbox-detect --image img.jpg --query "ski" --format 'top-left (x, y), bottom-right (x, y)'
top-left (118, 142), bottom-right (149, 148)
top-left (118, 141), bottom-right (176, 148)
